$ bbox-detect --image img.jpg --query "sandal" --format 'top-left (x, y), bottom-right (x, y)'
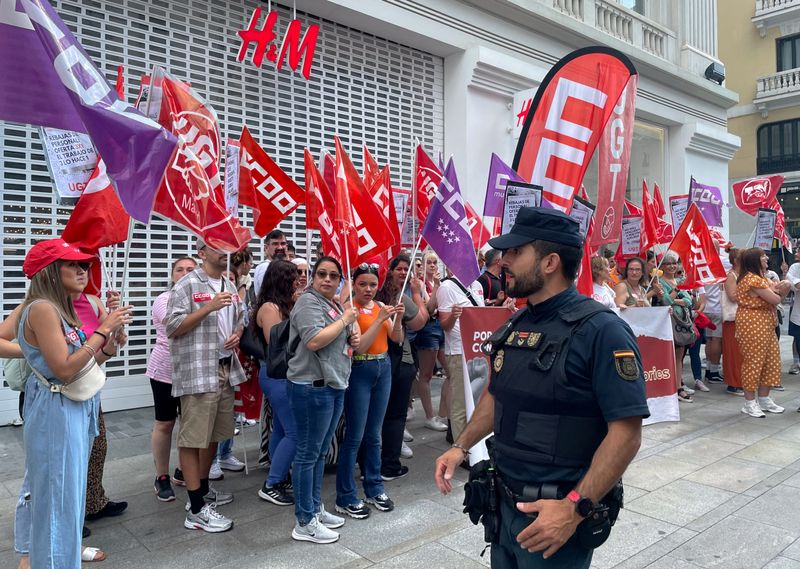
top-left (677, 388), bottom-right (693, 403)
top-left (81, 547), bottom-right (106, 562)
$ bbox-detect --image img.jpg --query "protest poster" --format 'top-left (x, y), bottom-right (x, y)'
top-left (754, 208), bottom-right (777, 251)
top-left (621, 216), bottom-right (642, 257)
top-left (393, 189), bottom-right (409, 245)
top-left (224, 138), bottom-right (240, 217)
top-left (458, 306), bottom-right (515, 464)
top-left (670, 194), bottom-right (689, 231)
top-left (39, 127), bottom-right (98, 199)
top-left (569, 196), bottom-right (596, 240)
top-left (502, 181), bottom-right (542, 234)
top-left (618, 307), bottom-right (679, 425)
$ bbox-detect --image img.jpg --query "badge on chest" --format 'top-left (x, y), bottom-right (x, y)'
top-left (505, 330), bottom-right (543, 348)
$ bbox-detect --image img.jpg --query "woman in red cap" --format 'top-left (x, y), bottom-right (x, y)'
top-left (14, 238), bottom-right (131, 569)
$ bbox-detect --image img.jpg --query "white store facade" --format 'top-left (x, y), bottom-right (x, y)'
top-left (0, 0), bottom-right (739, 424)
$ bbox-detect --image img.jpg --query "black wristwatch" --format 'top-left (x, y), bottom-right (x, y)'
top-left (567, 490), bottom-right (594, 518)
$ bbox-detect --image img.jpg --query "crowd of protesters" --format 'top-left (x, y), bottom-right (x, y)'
top-left (5, 228), bottom-right (800, 567)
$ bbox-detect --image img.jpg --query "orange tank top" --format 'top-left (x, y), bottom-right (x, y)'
top-left (355, 301), bottom-right (389, 355)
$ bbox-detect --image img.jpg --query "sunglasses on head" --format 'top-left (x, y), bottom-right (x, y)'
top-left (315, 269), bottom-right (341, 281)
top-left (356, 262), bottom-right (379, 274)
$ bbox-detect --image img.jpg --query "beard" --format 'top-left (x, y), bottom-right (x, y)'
top-left (507, 261), bottom-right (545, 297)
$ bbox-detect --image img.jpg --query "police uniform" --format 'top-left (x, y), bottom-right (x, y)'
top-left (485, 208), bottom-right (650, 569)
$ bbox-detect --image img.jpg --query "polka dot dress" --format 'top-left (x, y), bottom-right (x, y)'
top-left (735, 273), bottom-right (781, 392)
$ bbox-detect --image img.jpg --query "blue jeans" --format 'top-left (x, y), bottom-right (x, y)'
top-left (688, 327), bottom-right (706, 380)
top-left (217, 437), bottom-right (233, 460)
top-left (288, 381), bottom-right (344, 525)
top-left (259, 368), bottom-right (297, 486)
top-left (336, 357), bottom-right (391, 506)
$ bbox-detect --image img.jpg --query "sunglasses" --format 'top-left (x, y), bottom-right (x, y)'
top-left (356, 262), bottom-right (379, 274)
top-left (315, 270), bottom-right (341, 281)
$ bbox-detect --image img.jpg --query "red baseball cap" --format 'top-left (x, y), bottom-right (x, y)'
top-left (23, 238), bottom-right (96, 279)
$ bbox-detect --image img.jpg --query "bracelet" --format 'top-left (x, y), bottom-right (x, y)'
top-left (101, 347), bottom-right (114, 357)
top-left (92, 330), bottom-right (109, 342)
top-left (451, 443), bottom-right (470, 458)
top-left (81, 343), bottom-right (97, 357)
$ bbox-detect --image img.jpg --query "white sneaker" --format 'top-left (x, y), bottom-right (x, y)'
top-left (681, 385), bottom-right (695, 396)
top-left (317, 504), bottom-right (345, 529)
top-left (790, 364), bottom-right (800, 375)
top-left (209, 461), bottom-right (224, 481)
top-left (292, 516), bottom-right (339, 544)
top-left (184, 503), bottom-right (233, 533)
top-left (742, 399), bottom-right (766, 418)
top-left (184, 485), bottom-right (235, 511)
top-left (694, 379), bottom-right (710, 392)
top-left (424, 417), bottom-right (448, 432)
top-left (218, 455), bottom-right (245, 472)
top-left (759, 397), bottom-right (785, 414)
top-left (401, 442), bottom-right (413, 459)
top-left (403, 429), bottom-right (414, 442)
top-left (406, 406), bottom-right (415, 421)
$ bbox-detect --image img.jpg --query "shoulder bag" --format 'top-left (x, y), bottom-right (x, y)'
top-left (31, 357), bottom-right (105, 401)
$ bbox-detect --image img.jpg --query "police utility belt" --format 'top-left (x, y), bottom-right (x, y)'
top-left (462, 454), bottom-right (624, 551)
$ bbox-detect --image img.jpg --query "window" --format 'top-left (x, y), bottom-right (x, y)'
top-left (777, 33), bottom-right (800, 71)
top-left (617, 0), bottom-right (645, 16)
top-left (757, 119), bottom-right (800, 174)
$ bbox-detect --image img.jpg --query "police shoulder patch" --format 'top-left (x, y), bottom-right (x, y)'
top-left (613, 350), bottom-right (639, 381)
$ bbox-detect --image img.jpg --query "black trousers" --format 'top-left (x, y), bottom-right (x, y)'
top-left (380, 360), bottom-right (416, 475)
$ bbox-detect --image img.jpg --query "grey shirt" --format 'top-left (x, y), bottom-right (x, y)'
top-left (400, 294), bottom-right (420, 364)
top-left (287, 288), bottom-right (352, 390)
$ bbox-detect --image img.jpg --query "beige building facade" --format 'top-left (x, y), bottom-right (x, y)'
top-left (722, 0), bottom-right (800, 245)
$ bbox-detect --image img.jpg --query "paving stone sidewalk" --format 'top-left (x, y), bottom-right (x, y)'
top-left (4, 357), bottom-right (800, 568)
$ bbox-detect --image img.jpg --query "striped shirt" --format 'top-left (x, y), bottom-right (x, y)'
top-left (147, 291), bottom-right (172, 384)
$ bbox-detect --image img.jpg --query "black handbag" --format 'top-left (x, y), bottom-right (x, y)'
top-left (240, 318), bottom-right (267, 361)
top-left (267, 319), bottom-right (299, 378)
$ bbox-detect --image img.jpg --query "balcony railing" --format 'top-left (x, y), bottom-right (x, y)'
top-left (753, 0), bottom-right (800, 37)
top-left (552, 0), bottom-right (677, 63)
top-left (757, 68), bottom-right (800, 97)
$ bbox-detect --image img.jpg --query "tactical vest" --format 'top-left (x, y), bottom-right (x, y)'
top-left (487, 296), bottom-right (612, 469)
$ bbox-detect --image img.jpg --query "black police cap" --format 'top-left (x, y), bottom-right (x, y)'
top-left (487, 207), bottom-right (583, 250)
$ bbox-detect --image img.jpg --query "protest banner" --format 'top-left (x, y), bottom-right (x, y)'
top-left (618, 307), bottom-right (679, 425)
top-left (39, 127), bottom-right (98, 199)
top-left (458, 306), bottom-right (515, 464)
top-left (393, 189), bottom-right (410, 246)
top-left (688, 177), bottom-right (724, 228)
top-left (502, 181), bottom-right (542, 234)
top-left (569, 195), bottom-right (595, 240)
top-left (732, 176), bottom-right (783, 217)
top-left (754, 208), bottom-right (778, 250)
top-left (621, 215), bottom-right (642, 257)
top-left (224, 138), bottom-right (240, 217)
top-left (670, 194), bottom-right (689, 231)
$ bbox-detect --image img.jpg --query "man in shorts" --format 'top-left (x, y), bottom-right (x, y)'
top-left (166, 239), bottom-right (246, 533)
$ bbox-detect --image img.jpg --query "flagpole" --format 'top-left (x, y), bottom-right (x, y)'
top-left (101, 247), bottom-right (114, 292)
top-left (111, 243), bottom-right (118, 292)
top-left (396, 233), bottom-right (424, 303)
top-left (344, 227), bottom-right (354, 307)
top-left (119, 219), bottom-right (135, 304)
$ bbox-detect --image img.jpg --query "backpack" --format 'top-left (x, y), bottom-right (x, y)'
top-left (3, 341), bottom-right (31, 392)
top-left (267, 319), bottom-right (300, 379)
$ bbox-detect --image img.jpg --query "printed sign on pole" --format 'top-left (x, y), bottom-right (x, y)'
top-left (502, 181), bottom-right (542, 234)
top-left (621, 215), bottom-right (642, 257)
top-left (39, 127), bottom-right (98, 199)
top-left (754, 208), bottom-right (778, 251)
top-left (670, 194), bottom-right (689, 232)
top-left (569, 196), bottom-right (596, 240)
top-left (393, 189), bottom-right (411, 246)
top-left (224, 138), bottom-right (240, 217)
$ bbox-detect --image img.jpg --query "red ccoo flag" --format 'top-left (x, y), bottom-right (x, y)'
top-left (303, 149), bottom-right (343, 260)
top-left (62, 159), bottom-right (130, 251)
top-left (465, 202), bottom-right (490, 250)
top-left (363, 144), bottom-right (381, 189)
top-left (670, 204), bottom-right (726, 291)
top-left (414, 144), bottom-right (442, 221)
top-left (368, 166), bottom-right (401, 251)
top-left (653, 182), bottom-right (667, 219)
top-left (238, 126), bottom-right (305, 237)
top-left (334, 136), bottom-right (395, 265)
top-left (576, 219), bottom-right (595, 297)
top-left (640, 180), bottom-right (659, 253)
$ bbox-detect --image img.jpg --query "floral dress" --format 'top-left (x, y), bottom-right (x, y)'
top-left (735, 273), bottom-right (781, 392)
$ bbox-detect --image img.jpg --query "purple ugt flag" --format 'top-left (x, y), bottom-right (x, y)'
top-left (0, 0), bottom-right (177, 222)
top-left (688, 177), bottom-right (724, 228)
top-left (483, 153), bottom-right (524, 218)
top-left (421, 158), bottom-right (480, 285)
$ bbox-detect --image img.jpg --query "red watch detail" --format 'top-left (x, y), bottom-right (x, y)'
top-left (566, 490), bottom-right (581, 503)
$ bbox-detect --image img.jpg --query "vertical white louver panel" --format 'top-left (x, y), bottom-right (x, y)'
top-left (0, 0), bottom-right (444, 421)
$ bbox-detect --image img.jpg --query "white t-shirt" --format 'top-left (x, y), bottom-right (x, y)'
top-left (253, 260), bottom-right (271, 297)
top-left (787, 262), bottom-right (800, 326)
top-left (208, 276), bottom-right (235, 358)
top-left (702, 284), bottom-right (722, 315)
top-left (592, 283), bottom-right (618, 313)
top-left (436, 278), bottom-right (485, 355)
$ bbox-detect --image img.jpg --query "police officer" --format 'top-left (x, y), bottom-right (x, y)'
top-left (434, 207), bottom-right (649, 568)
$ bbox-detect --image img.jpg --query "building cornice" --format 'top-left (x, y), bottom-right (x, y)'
top-left (686, 123), bottom-right (741, 161)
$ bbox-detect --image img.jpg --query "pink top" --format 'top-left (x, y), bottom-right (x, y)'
top-left (74, 293), bottom-right (101, 337)
top-left (147, 291), bottom-right (172, 383)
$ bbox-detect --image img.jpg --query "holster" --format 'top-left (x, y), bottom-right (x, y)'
top-left (462, 459), bottom-right (501, 544)
top-left (575, 480), bottom-right (624, 550)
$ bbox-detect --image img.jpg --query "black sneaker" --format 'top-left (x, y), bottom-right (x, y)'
top-left (279, 479), bottom-right (294, 495)
top-left (704, 370), bottom-right (725, 384)
top-left (154, 475), bottom-right (176, 502)
top-left (258, 482), bottom-right (294, 506)
top-left (172, 467), bottom-right (186, 487)
top-left (381, 466), bottom-right (409, 481)
top-left (335, 501), bottom-right (371, 519)
top-left (85, 500), bottom-right (128, 521)
top-left (82, 526), bottom-right (91, 539)
top-left (365, 493), bottom-right (394, 512)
